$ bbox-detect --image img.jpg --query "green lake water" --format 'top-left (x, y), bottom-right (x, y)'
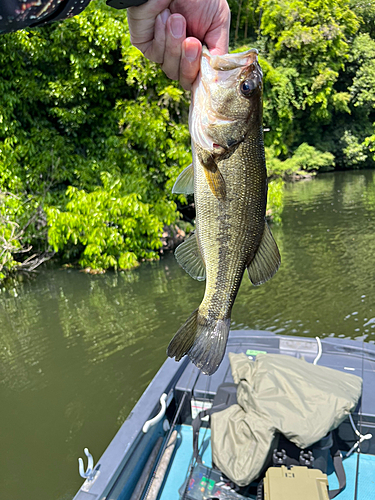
top-left (1, 169), bottom-right (375, 499)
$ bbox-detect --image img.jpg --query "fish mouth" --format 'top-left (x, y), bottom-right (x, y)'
top-left (198, 47), bottom-right (260, 90)
top-left (203, 47), bottom-right (258, 71)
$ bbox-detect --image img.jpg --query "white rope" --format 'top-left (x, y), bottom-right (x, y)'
top-left (313, 336), bottom-right (322, 365)
top-left (345, 413), bottom-right (372, 458)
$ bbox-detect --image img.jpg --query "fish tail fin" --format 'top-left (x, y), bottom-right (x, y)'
top-left (167, 309), bottom-right (230, 376)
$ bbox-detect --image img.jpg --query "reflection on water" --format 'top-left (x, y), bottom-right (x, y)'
top-left (0, 170), bottom-right (375, 500)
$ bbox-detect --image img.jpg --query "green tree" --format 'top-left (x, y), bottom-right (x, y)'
top-left (259, 0), bottom-right (358, 152)
top-left (0, 0), bottom-right (191, 274)
top-left (315, 2), bottom-right (375, 169)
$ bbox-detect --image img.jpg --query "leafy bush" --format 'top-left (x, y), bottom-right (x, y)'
top-left (47, 173), bottom-right (176, 270)
top-left (267, 179), bottom-right (285, 224)
top-left (267, 143), bottom-right (335, 178)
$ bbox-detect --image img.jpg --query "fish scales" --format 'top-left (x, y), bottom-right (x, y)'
top-left (196, 130), bottom-right (266, 320)
top-left (168, 48), bottom-right (281, 375)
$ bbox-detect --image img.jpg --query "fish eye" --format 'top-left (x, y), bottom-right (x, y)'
top-left (240, 79), bottom-right (256, 97)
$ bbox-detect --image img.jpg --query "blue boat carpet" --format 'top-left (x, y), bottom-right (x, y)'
top-left (159, 425), bottom-right (375, 500)
top-left (159, 425), bottom-right (212, 500)
top-left (328, 452), bottom-right (375, 500)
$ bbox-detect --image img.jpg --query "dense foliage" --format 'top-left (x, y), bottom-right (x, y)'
top-left (1, 0), bottom-right (375, 278)
top-left (0, 4), bottom-right (189, 275)
top-left (229, 0), bottom-right (375, 169)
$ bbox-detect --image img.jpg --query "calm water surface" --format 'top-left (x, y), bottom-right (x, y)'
top-left (1, 170), bottom-right (375, 499)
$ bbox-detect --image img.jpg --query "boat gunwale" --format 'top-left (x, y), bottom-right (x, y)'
top-left (73, 356), bottom-right (189, 500)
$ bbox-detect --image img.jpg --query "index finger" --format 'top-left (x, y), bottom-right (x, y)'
top-left (127, 0), bottom-right (172, 46)
top-left (204, 4), bottom-right (231, 55)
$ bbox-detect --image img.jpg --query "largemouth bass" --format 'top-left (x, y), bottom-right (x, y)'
top-left (167, 48), bottom-right (280, 375)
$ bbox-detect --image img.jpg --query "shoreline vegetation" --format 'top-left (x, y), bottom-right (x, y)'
top-left (1, 0), bottom-right (375, 282)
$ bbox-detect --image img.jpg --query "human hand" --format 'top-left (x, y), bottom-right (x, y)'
top-left (127, 0), bottom-right (230, 90)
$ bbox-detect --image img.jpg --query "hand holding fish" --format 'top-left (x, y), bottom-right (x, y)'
top-left (127, 0), bottom-right (230, 89)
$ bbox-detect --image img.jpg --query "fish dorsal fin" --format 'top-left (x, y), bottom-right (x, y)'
top-left (247, 221), bottom-right (281, 286)
top-left (175, 231), bottom-right (206, 281)
top-left (172, 163), bottom-right (194, 195)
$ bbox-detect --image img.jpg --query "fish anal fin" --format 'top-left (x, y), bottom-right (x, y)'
top-left (172, 163), bottom-right (194, 195)
top-left (247, 221), bottom-right (281, 286)
top-left (174, 231), bottom-right (206, 281)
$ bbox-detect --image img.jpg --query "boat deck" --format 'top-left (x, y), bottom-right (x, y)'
top-left (159, 425), bottom-right (375, 500)
top-left (73, 331), bottom-right (375, 500)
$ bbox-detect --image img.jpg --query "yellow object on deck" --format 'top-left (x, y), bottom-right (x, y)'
top-left (264, 466), bottom-right (329, 500)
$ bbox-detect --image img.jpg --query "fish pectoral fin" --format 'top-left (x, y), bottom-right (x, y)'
top-left (203, 165), bottom-right (226, 201)
top-left (247, 221), bottom-right (281, 286)
top-left (172, 163), bottom-right (194, 195)
top-left (196, 143), bottom-right (226, 201)
top-left (174, 231), bottom-right (206, 281)
top-left (198, 152), bottom-right (226, 201)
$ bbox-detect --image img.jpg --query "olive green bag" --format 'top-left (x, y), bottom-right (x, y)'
top-left (211, 352), bottom-right (362, 486)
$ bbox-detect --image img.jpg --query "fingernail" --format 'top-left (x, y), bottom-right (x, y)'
top-left (171, 16), bottom-right (184, 38)
top-left (160, 9), bottom-right (169, 25)
top-left (184, 44), bottom-right (199, 62)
